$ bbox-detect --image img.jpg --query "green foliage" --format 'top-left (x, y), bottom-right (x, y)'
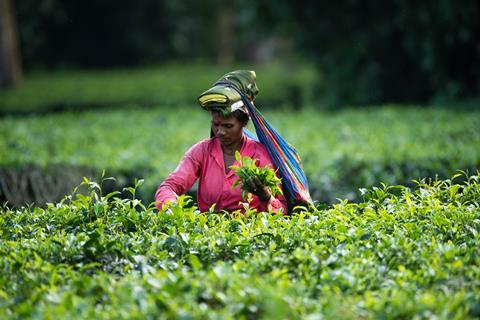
top-left (291, 1), bottom-right (480, 106)
top-left (1, 173), bottom-right (480, 318)
top-left (1, 106), bottom-right (479, 206)
top-left (0, 63), bottom-right (316, 114)
top-left (230, 151), bottom-right (282, 200)
top-left (16, 0), bottom-right (278, 69)
top-left (14, 0), bottom-right (480, 106)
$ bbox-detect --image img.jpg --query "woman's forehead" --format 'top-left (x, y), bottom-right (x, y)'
top-left (211, 112), bottom-right (237, 124)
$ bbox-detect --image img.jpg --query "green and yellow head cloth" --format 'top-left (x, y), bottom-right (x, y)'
top-left (198, 70), bottom-right (259, 116)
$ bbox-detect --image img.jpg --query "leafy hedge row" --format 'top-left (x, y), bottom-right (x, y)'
top-left (1, 106), bottom-right (479, 206)
top-left (1, 173), bottom-right (479, 318)
top-left (0, 63), bottom-right (316, 115)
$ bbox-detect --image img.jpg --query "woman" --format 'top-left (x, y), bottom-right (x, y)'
top-left (155, 70), bottom-right (288, 213)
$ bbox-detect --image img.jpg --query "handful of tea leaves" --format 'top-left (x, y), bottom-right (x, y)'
top-left (230, 151), bottom-right (283, 200)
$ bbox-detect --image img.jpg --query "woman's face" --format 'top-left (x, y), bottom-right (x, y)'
top-left (211, 112), bottom-right (245, 147)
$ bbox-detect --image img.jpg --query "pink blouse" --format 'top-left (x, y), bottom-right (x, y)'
top-left (155, 135), bottom-right (288, 213)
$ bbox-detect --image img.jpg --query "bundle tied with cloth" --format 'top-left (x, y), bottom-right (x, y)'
top-left (198, 70), bottom-right (258, 116)
top-left (198, 70), bottom-right (313, 210)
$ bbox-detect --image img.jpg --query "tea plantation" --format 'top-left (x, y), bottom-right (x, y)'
top-left (1, 65), bottom-right (480, 318)
top-left (1, 173), bottom-right (479, 319)
top-left (0, 63), bottom-right (315, 115)
top-left (1, 106), bottom-right (479, 206)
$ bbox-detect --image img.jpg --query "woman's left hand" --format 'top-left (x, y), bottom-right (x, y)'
top-left (246, 176), bottom-right (271, 202)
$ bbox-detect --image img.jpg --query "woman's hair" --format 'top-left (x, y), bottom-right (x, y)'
top-left (212, 110), bottom-right (249, 126)
top-left (231, 109), bottom-right (249, 126)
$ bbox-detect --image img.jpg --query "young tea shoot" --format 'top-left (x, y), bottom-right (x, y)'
top-left (230, 151), bottom-right (282, 200)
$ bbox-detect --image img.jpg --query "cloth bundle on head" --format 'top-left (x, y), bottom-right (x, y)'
top-left (197, 70), bottom-right (258, 116)
top-left (198, 70), bottom-right (313, 210)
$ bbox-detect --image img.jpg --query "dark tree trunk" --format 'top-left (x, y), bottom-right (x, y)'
top-left (216, 4), bottom-right (235, 65)
top-left (0, 0), bottom-right (23, 88)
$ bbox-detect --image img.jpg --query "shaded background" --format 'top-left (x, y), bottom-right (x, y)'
top-left (5, 0), bottom-right (480, 105)
top-left (1, 0), bottom-right (480, 207)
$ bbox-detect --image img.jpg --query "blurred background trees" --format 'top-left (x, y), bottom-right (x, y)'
top-left (0, 0), bottom-right (23, 87)
top-left (291, 1), bottom-right (480, 106)
top-left (10, 0), bottom-right (479, 107)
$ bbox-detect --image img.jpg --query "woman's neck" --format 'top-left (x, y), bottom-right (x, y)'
top-left (222, 136), bottom-right (244, 156)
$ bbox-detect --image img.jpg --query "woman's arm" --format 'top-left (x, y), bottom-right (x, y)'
top-left (155, 141), bottom-right (205, 209)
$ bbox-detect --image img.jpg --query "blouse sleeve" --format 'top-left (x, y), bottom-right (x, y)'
top-left (255, 181), bottom-right (288, 214)
top-left (266, 194), bottom-right (288, 214)
top-left (155, 141), bottom-right (205, 209)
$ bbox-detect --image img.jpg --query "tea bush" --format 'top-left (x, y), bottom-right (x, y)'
top-left (0, 63), bottom-right (315, 115)
top-left (0, 173), bottom-right (479, 318)
top-left (1, 105), bottom-right (479, 206)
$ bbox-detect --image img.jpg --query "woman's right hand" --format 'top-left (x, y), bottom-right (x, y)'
top-left (245, 176), bottom-right (271, 202)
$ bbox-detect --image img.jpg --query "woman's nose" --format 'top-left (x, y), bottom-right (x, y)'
top-left (217, 128), bottom-right (225, 136)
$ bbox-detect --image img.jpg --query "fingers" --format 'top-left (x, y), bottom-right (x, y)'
top-left (245, 176), bottom-right (271, 201)
top-left (253, 176), bottom-right (262, 188)
top-left (247, 176), bottom-right (257, 193)
top-left (246, 176), bottom-right (261, 194)
top-left (253, 177), bottom-right (269, 198)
